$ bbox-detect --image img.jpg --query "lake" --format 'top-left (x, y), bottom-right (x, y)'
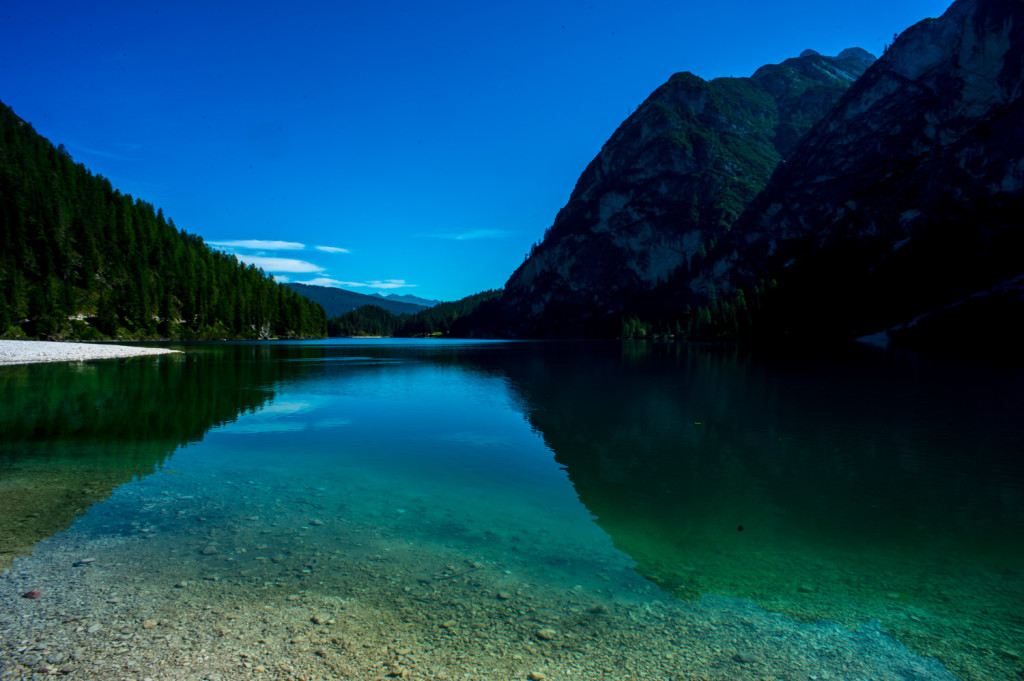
top-left (1, 339), bottom-right (1021, 680)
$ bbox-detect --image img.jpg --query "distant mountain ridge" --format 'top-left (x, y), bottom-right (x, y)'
top-left (372, 292), bottom-right (442, 308)
top-left (287, 283), bottom-right (429, 317)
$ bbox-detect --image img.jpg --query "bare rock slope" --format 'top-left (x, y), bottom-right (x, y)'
top-left (499, 48), bottom-right (875, 336)
top-left (495, 0), bottom-right (1023, 345)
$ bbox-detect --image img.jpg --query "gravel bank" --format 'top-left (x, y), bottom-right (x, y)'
top-left (0, 340), bottom-right (178, 365)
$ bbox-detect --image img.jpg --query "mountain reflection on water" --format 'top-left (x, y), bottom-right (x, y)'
top-left (494, 342), bottom-right (1024, 570)
top-left (465, 340), bottom-right (1024, 674)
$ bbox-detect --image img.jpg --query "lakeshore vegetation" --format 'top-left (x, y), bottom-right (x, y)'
top-left (326, 289), bottom-right (502, 337)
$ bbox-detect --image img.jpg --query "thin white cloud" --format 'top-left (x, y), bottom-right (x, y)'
top-left (65, 142), bottom-right (133, 161)
top-left (210, 240), bottom-right (306, 251)
top-left (315, 245), bottom-right (350, 254)
top-left (429, 229), bottom-right (511, 240)
top-left (298, 277), bottom-right (348, 287)
top-left (272, 274), bottom-right (291, 283)
top-left (235, 254), bottom-right (324, 273)
top-left (296, 278), bottom-right (415, 290)
top-left (365, 279), bottom-right (415, 289)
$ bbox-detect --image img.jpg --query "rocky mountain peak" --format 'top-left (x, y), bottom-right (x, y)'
top-left (837, 47), bottom-right (874, 64)
top-left (696, 0), bottom-right (1024, 343)
top-left (497, 48), bottom-right (875, 336)
top-left (487, 0), bottom-right (1021, 346)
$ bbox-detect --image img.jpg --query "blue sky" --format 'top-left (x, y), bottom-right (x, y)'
top-left (1, 0), bottom-right (952, 302)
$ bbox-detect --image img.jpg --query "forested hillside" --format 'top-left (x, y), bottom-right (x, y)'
top-left (327, 289), bottom-right (501, 337)
top-left (287, 282), bottom-right (428, 317)
top-left (0, 101), bottom-right (326, 340)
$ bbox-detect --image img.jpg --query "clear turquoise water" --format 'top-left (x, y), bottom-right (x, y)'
top-left (1, 339), bottom-right (1021, 679)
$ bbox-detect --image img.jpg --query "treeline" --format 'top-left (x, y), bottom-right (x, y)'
top-left (325, 280), bottom-right (775, 342)
top-left (0, 101), bottom-right (326, 340)
top-left (327, 289), bottom-right (502, 337)
top-left (619, 279), bottom-right (778, 340)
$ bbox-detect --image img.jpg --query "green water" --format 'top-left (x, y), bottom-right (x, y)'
top-left (1, 339), bottom-right (1021, 680)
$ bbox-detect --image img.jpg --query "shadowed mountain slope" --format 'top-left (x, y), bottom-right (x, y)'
top-left (495, 48), bottom-right (875, 336)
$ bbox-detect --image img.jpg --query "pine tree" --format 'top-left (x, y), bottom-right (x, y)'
top-left (0, 100), bottom-right (326, 340)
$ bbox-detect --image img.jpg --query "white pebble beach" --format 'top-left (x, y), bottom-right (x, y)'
top-left (0, 340), bottom-right (178, 365)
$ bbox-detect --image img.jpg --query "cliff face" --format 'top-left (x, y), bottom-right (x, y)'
top-left (707, 0), bottom-right (1024, 343)
top-left (494, 0), bottom-right (1023, 346)
top-left (498, 49), bottom-right (875, 336)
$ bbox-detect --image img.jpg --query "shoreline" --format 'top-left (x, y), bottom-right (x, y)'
top-left (0, 339), bottom-right (179, 365)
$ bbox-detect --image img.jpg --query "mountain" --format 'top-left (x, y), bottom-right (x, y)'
top-left (371, 292), bottom-right (442, 308)
top-left (0, 102), bottom-right (326, 340)
top-left (489, 0), bottom-right (1023, 348)
top-left (494, 47), bottom-right (876, 337)
top-left (692, 0), bottom-right (1024, 346)
top-left (287, 283), bottom-right (429, 317)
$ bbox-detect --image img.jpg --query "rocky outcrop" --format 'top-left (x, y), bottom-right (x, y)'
top-left (497, 49), bottom-right (875, 336)
top-left (491, 0), bottom-right (1023, 346)
top-left (704, 0), bottom-right (1024, 343)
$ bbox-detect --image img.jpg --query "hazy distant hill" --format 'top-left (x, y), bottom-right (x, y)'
top-left (372, 292), bottom-right (441, 308)
top-left (287, 283), bottom-right (428, 317)
top-left (327, 288), bottom-right (502, 337)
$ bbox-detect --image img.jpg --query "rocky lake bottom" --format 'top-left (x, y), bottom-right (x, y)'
top-left (0, 458), bottom-right (1013, 681)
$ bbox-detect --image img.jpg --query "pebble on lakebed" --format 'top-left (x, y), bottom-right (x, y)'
top-left (0, 496), bottom-right (996, 681)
